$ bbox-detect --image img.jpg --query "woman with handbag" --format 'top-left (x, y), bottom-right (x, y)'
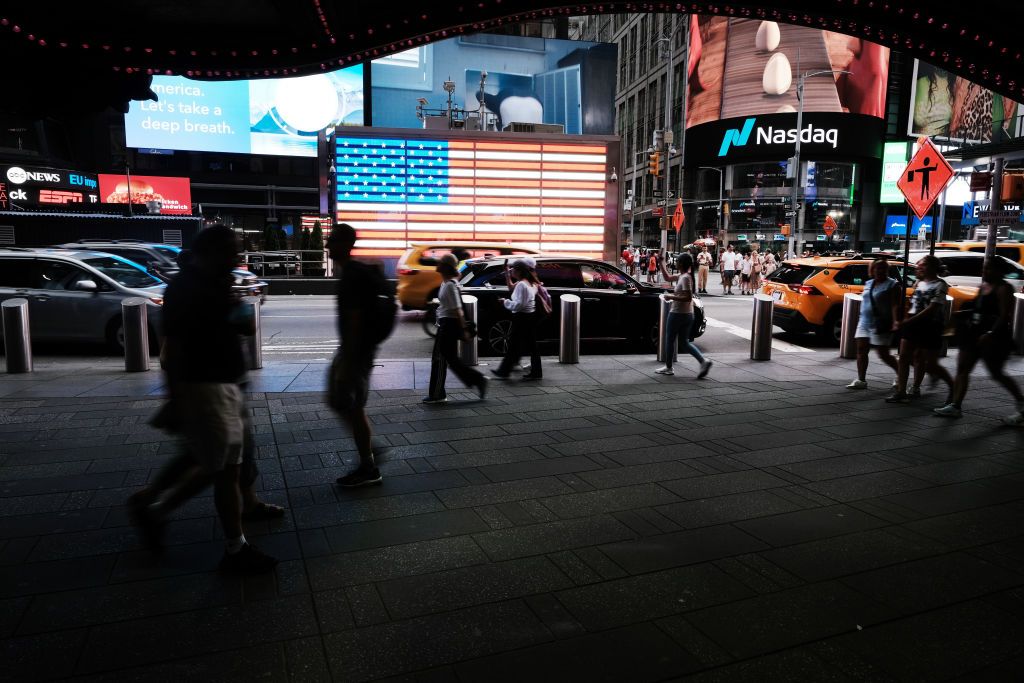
top-left (655, 253), bottom-right (713, 378)
top-left (933, 258), bottom-right (1024, 422)
top-left (886, 255), bottom-right (954, 403)
top-left (424, 257), bottom-right (488, 403)
top-left (749, 249), bottom-right (763, 293)
top-left (847, 259), bottom-right (900, 389)
top-left (493, 259), bottom-right (542, 380)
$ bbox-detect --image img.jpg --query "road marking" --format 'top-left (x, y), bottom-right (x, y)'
top-left (703, 316), bottom-right (814, 353)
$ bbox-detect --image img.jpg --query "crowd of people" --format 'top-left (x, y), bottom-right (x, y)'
top-left (621, 243), bottom-right (782, 294)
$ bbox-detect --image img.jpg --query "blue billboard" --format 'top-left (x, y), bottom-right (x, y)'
top-left (885, 215), bottom-right (933, 235)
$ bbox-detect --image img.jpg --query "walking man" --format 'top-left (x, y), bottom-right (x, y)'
top-left (696, 246), bottom-right (712, 293)
top-left (720, 244), bottom-right (738, 294)
top-left (424, 256), bottom-right (488, 403)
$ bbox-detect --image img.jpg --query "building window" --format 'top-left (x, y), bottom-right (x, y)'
top-left (638, 17), bottom-right (648, 78)
top-left (619, 32), bottom-right (628, 89)
top-left (628, 26), bottom-right (637, 81)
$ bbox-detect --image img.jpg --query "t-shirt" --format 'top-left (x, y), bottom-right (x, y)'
top-left (336, 260), bottom-right (387, 351)
top-left (697, 252), bottom-right (712, 267)
top-left (721, 252), bottom-right (739, 271)
top-left (437, 279), bottom-right (462, 320)
top-left (859, 277), bottom-right (898, 331)
top-left (671, 273), bottom-right (695, 314)
top-left (740, 258), bottom-right (752, 275)
top-left (648, 254), bottom-right (658, 271)
top-left (503, 280), bottom-right (537, 313)
top-left (909, 278), bottom-right (949, 322)
top-left (622, 249), bottom-right (634, 265)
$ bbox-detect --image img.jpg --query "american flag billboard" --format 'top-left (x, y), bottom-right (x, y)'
top-left (332, 133), bottom-right (613, 260)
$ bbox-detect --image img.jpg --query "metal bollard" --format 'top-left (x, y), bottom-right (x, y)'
top-left (657, 294), bottom-right (677, 364)
top-left (460, 295), bottom-right (479, 366)
top-left (839, 293), bottom-right (862, 360)
top-left (240, 296), bottom-right (263, 370)
top-left (940, 294), bottom-right (954, 358)
top-left (2, 298), bottom-right (32, 373)
top-left (750, 292), bottom-right (774, 361)
top-left (559, 294), bottom-right (581, 364)
top-left (1013, 293), bottom-right (1024, 356)
top-left (121, 298), bottom-right (150, 372)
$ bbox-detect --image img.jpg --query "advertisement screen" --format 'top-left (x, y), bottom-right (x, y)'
top-left (909, 60), bottom-right (1022, 143)
top-left (124, 65), bottom-right (363, 157)
top-left (333, 132), bottom-right (610, 258)
top-left (885, 215), bottom-right (933, 235)
top-left (880, 141), bottom-right (910, 203)
top-left (371, 35), bottom-right (616, 134)
top-left (97, 174), bottom-right (192, 215)
top-left (687, 17), bottom-right (889, 129)
top-left (0, 164), bottom-right (99, 207)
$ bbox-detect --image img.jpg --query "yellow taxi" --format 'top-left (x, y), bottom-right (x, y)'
top-left (760, 255), bottom-right (976, 344)
top-left (396, 241), bottom-right (540, 310)
top-left (936, 241), bottom-right (1024, 266)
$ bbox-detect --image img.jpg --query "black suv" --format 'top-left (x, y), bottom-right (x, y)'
top-left (459, 256), bottom-right (706, 355)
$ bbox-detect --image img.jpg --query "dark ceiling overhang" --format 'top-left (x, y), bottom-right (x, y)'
top-left (2, 1), bottom-right (1022, 117)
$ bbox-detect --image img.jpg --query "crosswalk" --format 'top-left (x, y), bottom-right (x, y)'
top-left (702, 316), bottom-right (814, 353)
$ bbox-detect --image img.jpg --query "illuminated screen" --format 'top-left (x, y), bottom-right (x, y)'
top-left (880, 142), bottom-right (910, 204)
top-left (908, 60), bottom-right (1022, 143)
top-left (333, 135), bottom-right (608, 258)
top-left (124, 65), bottom-right (363, 157)
top-left (687, 17), bottom-right (890, 128)
top-left (97, 174), bottom-right (192, 214)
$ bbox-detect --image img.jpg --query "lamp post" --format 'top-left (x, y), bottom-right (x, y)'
top-left (629, 148), bottom-right (653, 247)
top-left (699, 166), bottom-right (724, 246)
top-left (654, 14), bottom-right (689, 252)
top-left (788, 68), bottom-right (852, 257)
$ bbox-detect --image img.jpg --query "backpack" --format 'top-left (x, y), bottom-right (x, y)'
top-left (370, 272), bottom-right (398, 344)
top-left (535, 284), bottom-right (552, 319)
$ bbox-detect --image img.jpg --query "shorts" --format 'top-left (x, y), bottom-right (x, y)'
top-left (854, 324), bottom-right (892, 347)
top-left (741, 274), bottom-right (750, 282)
top-left (176, 382), bottom-right (245, 473)
top-left (901, 320), bottom-right (944, 351)
top-left (724, 270), bottom-right (735, 280)
top-left (328, 350), bottom-right (374, 411)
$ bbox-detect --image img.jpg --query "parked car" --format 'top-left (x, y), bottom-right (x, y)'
top-left (935, 240), bottom-right (1024, 266)
top-left (458, 256), bottom-right (705, 355)
top-left (0, 247), bottom-right (164, 351)
top-left (59, 241), bottom-right (269, 302)
top-left (397, 241), bottom-right (541, 311)
top-left (906, 250), bottom-right (1024, 290)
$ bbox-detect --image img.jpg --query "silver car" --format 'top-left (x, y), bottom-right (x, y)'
top-left (0, 248), bottom-right (165, 350)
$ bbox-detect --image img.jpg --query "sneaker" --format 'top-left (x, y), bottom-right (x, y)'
top-left (336, 466), bottom-right (383, 488)
top-left (655, 367), bottom-right (674, 376)
top-left (422, 397), bottom-right (447, 404)
top-left (933, 404), bottom-right (963, 418)
top-left (847, 379), bottom-right (868, 390)
top-left (476, 376), bottom-right (489, 399)
top-left (1001, 412), bottom-right (1024, 427)
top-left (698, 360), bottom-right (713, 379)
top-left (909, 386), bottom-right (922, 399)
top-left (885, 392), bottom-right (910, 404)
top-left (219, 543), bottom-right (278, 575)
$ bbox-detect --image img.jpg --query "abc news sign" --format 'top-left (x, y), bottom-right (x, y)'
top-left (0, 165), bottom-right (99, 209)
top-left (688, 113), bottom-right (884, 164)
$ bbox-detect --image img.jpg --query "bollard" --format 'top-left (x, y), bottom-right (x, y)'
top-left (559, 294), bottom-right (581, 364)
top-left (657, 294), bottom-right (677, 364)
top-left (750, 292), bottom-right (774, 361)
top-left (240, 296), bottom-right (263, 370)
top-left (2, 298), bottom-right (32, 373)
top-left (1013, 293), bottom-right (1024, 356)
top-left (121, 298), bottom-right (150, 372)
top-left (460, 295), bottom-right (479, 366)
top-left (940, 294), bottom-right (954, 358)
top-left (839, 293), bottom-right (863, 360)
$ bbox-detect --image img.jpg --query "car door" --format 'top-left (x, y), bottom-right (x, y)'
top-left (578, 262), bottom-right (634, 339)
top-left (937, 255), bottom-right (983, 288)
top-left (32, 259), bottom-right (115, 341)
top-left (533, 261), bottom-right (584, 342)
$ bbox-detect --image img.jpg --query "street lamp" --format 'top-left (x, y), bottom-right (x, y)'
top-left (699, 166), bottom-right (724, 246)
top-left (788, 68), bottom-right (852, 257)
top-left (628, 147), bottom-right (653, 247)
top-left (654, 14), bottom-right (689, 251)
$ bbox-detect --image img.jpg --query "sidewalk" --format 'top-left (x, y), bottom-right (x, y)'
top-left (2, 351), bottom-right (1024, 680)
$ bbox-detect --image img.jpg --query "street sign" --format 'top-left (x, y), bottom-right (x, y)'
top-left (672, 198), bottom-right (684, 231)
top-left (822, 215), bottom-right (838, 238)
top-left (917, 226), bottom-right (927, 241)
top-left (970, 172), bottom-right (992, 192)
top-left (897, 137), bottom-right (954, 219)
top-left (961, 201), bottom-right (979, 226)
top-left (652, 206), bottom-right (664, 217)
top-left (978, 209), bottom-right (1024, 225)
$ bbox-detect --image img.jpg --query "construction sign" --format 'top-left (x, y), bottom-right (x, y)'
top-left (897, 137), bottom-right (954, 219)
top-left (822, 215), bottom-right (838, 238)
top-left (672, 197), bottom-right (684, 232)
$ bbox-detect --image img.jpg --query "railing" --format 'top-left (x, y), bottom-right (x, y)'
top-left (239, 249), bottom-right (329, 278)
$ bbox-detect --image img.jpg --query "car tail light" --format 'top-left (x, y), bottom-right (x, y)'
top-left (397, 267), bottom-right (417, 276)
top-left (148, 297), bottom-right (164, 305)
top-left (789, 284), bottom-right (821, 295)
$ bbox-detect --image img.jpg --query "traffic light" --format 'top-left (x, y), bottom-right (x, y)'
top-left (648, 152), bottom-right (662, 179)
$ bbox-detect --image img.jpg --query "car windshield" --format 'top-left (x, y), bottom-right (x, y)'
top-left (83, 256), bottom-right (164, 289)
top-left (767, 264), bottom-right (822, 285)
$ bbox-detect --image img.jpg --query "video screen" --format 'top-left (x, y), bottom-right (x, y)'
top-left (371, 35), bottom-right (616, 135)
top-left (909, 60), bottom-right (1022, 143)
top-left (686, 17), bottom-right (890, 128)
top-left (97, 174), bottom-right (192, 215)
top-left (124, 65), bottom-right (363, 157)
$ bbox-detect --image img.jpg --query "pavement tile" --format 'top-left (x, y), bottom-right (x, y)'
top-left (880, 479), bottom-right (1024, 517)
top-left (677, 645), bottom-right (876, 682)
top-left (0, 471), bottom-right (126, 497)
top-left (734, 504), bottom-right (889, 548)
top-left (776, 453), bottom-right (900, 482)
top-left (1, 629), bottom-right (88, 680)
top-left (477, 455), bottom-right (602, 483)
top-left (657, 490), bottom-right (804, 529)
top-left (473, 515), bottom-right (635, 562)
top-left (290, 492), bottom-right (446, 529)
top-left (903, 502), bottom-right (1024, 549)
top-left (576, 461), bottom-right (701, 489)
top-left (0, 596), bottom-right (29, 638)
top-left (323, 508), bottom-right (489, 553)
top-left (661, 470), bottom-right (790, 499)
top-left (435, 477), bottom-right (574, 509)
top-left (539, 483), bottom-right (681, 519)
top-left (600, 525), bottom-right (769, 575)
top-left (0, 507), bottom-right (109, 540)
top-left (803, 471), bottom-right (933, 503)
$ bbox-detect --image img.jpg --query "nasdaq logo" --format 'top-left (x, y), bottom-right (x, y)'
top-left (717, 118), bottom-right (756, 156)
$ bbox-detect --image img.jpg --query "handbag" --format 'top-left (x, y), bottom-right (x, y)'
top-left (535, 285), bottom-right (552, 319)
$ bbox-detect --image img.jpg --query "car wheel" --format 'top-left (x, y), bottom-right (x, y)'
top-left (488, 319), bottom-right (513, 355)
top-left (817, 309), bottom-right (842, 346)
top-left (422, 305), bottom-right (438, 338)
top-left (106, 316), bottom-right (126, 353)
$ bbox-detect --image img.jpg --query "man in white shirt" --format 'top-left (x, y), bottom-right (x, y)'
top-left (720, 245), bottom-right (738, 295)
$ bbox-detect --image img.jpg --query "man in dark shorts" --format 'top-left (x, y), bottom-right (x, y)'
top-left (328, 224), bottom-right (387, 487)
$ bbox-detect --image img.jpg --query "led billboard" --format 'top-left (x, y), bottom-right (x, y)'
top-left (124, 65), bottom-right (363, 157)
top-left (908, 60), bottom-right (1022, 143)
top-left (97, 174), bottom-right (192, 215)
top-left (880, 141), bottom-right (910, 203)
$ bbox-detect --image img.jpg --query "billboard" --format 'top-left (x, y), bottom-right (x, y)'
top-left (909, 60), bottom-right (1022, 143)
top-left (0, 164), bottom-right (99, 207)
top-left (124, 65), bottom-right (363, 157)
top-left (880, 141), bottom-right (910, 203)
top-left (97, 174), bottom-right (192, 215)
top-left (885, 215), bottom-right (933, 235)
top-left (687, 17), bottom-right (889, 129)
top-left (332, 131), bottom-right (610, 259)
top-left (371, 35), bottom-right (616, 134)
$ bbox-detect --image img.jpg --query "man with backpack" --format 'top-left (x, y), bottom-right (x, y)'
top-left (327, 223), bottom-right (396, 487)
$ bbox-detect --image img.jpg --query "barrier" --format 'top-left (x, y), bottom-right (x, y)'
top-left (1, 298), bottom-right (32, 374)
top-left (1013, 293), bottom-right (1024, 355)
top-left (121, 298), bottom-right (150, 372)
top-left (241, 296), bottom-right (263, 370)
top-left (460, 295), bottom-right (479, 366)
top-left (839, 293), bottom-right (862, 360)
top-left (750, 293), bottom-right (774, 361)
top-left (657, 294), bottom-right (678, 364)
top-left (559, 294), bottom-right (581, 364)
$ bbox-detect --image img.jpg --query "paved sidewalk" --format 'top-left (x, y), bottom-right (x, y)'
top-left (2, 352), bottom-right (1024, 680)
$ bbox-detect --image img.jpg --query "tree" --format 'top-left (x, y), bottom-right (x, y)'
top-left (307, 221), bottom-right (325, 275)
top-left (275, 226), bottom-right (289, 250)
top-left (300, 226), bottom-right (311, 253)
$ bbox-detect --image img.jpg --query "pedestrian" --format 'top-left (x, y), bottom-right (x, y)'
top-left (763, 250), bottom-right (777, 276)
top-left (740, 252), bottom-right (752, 294)
top-left (934, 258), bottom-right (1024, 423)
top-left (328, 223), bottom-right (395, 487)
top-left (647, 249), bottom-right (659, 284)
top-left (622, 245), bottom-right (635, 276)
top-left (887, 254), bottom-right (954, 403)
top-left (128, 225), bottom-right (278, 574)
top-left (696, 245), bottom-right (712, 293)
top-left (847, 259), bottom-right (900, 389)
top-left (424, 256), bottom-right (488, 404)
top-left (492, 258), bottom-right (542, 380)
top-left (720, 244), bottom-right (738, 294)
top-left (656, 253), bottom-right (713, 378)
top-left (749, 249), bottom-right (763, 293)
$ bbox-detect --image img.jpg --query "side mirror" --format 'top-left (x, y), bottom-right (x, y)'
top-left (74, 280), bottom-right (98, 292)
top-left (626, 286), bottom-right (638, 294)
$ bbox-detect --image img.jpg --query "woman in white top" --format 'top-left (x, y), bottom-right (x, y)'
top-left (656, 254), bottom-right (713, 378)
top-left (763, 251), bottom-right (777, 276)
top-left (748, 250), bottom-right (763, 293)
top-left (739, 253), bottom-right (753, 295)
top-left (492, 259), bottom-right (542, 380)
top-left (424, 257), bottom-right (488, 404)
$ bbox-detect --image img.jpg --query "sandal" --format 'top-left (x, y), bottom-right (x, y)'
top-left (241, 502), bottom-right (286, 521)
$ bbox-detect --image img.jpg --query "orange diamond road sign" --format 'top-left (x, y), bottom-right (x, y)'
top-left (822, 215), bottom-right (838, 238)
top-left (673, 198), bottom-right (684, 231)
top-left (897, 137), bottom-right (954, 219)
